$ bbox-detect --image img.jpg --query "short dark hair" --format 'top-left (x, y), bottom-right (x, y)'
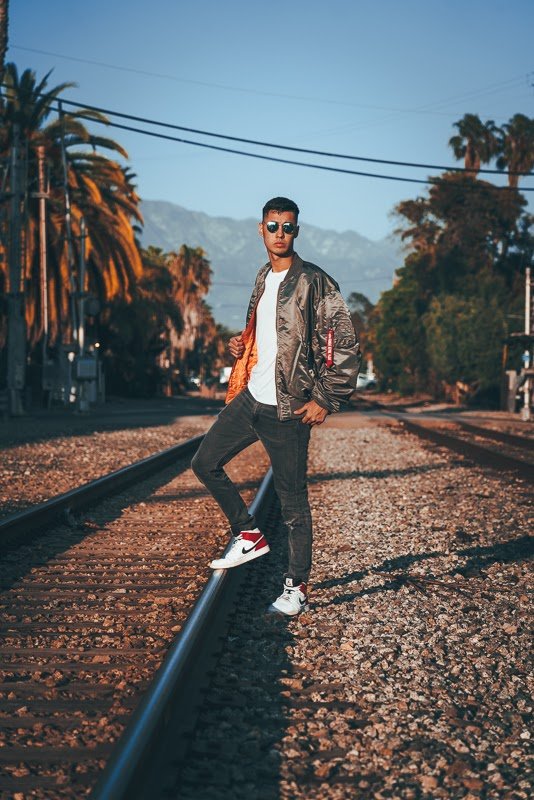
top-left (262, 196), bottom-right (300, 220)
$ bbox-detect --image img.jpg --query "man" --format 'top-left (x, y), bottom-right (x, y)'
top-left (192, 197), bottom-right (360, 616)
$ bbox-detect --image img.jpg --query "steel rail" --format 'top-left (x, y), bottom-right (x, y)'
top-left (401, 418), bottom-right (534, 482)
top-left (90, 468), bottom-right (274, 800)
top-left (454, 420), bottom-right (534, 451)
top-left (0, 434), bottom-right (204, 547)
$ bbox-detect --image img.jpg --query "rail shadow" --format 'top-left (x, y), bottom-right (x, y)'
top-left (309, 462), bottom-right (445, 483)
top-left (0, 396), bottom-right (222, 449)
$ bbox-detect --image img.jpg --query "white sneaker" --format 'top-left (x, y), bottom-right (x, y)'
top-left (268, 579), bottom-right (309, 616)
top-left (209, 529), bottom-right (270, 570)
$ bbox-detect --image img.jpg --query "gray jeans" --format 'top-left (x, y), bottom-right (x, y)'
top-left (191, 387), bottom-right (312, 584)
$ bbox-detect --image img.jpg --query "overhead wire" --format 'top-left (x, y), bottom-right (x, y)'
top-left (50, 95), bottom-right (532, 177)
top-left (12, 44), bottom-right (529, 117)
top-left (67, 114), bottom-right (534, 191)
top-left (1, 84), bottom-right (532, 190)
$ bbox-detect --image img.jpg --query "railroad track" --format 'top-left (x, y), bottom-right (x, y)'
top-left (2, 409), bottom-right (531, 799)
top-left (397, 417), bottom-right (534, 483)
top-left (452, 419), bottom-right (534, 451)
top-left (0, 434), bottom-right (204, 547)
top-left (355, 397), bottom-right (534, 482)
top-left (0, 435), bottom-right (271, 799)
top-left (92, 410), bottom-right (534, 799)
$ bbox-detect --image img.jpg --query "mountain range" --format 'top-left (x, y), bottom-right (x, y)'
top-left (140, 200), bottom-right (401, 328)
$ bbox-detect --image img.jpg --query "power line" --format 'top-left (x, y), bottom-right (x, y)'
top-left (51, 95), bottom-right (532, 177)
top-left (12, 44), bottom-right (528, 118)
top-left (70, 114), bottom-right (534, 191)
top-left (1, 85), bottom-right (532, 190)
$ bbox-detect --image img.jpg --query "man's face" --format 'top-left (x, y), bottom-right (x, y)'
top-left (259, 210), bottom-right (299, 259)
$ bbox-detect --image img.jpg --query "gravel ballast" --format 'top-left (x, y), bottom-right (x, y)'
top-left (281, 413), bottom-right (532, 799)
top-left (0, 402), bottom-right (215, 519)
top-left (1, 401), bottom-right (531, 798)
top-left (172, 410), bottom-right (532, 800)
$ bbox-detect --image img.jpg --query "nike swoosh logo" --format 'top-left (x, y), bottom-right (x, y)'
top-left (242, 544), bottom-right (259, 554)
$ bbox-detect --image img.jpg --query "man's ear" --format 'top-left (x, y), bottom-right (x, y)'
top-left (258, 222), bottom-right (264, 237)
top-left (294, 225), bottom-right (300, 239)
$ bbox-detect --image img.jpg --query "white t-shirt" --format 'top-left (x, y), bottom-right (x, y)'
top-left (247, 267), bottom-right (287, 405)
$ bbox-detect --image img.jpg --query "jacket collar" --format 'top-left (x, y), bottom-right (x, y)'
top-left (262, 252), bottom-right (303, 283)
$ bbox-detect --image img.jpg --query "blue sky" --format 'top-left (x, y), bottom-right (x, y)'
top-left (10, 0), bottom-right (534, 241)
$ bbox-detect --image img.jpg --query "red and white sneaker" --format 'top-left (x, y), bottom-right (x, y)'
top-left (209, 529), bottom-right (270, 570)
top-left (268, 578), bottom-right (309, 616)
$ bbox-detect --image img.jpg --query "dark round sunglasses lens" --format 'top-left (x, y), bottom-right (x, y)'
top-left (282, 223), bottom-right (295, 233)
top-left (266, 222), bottom-right (278, 232)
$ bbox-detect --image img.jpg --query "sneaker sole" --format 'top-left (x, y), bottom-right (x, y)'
top-left (209, 544), bottom-right (270, 570)
top-left (266, 602), bottom-right (310, 617)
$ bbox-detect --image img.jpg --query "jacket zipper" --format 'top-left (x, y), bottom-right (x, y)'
top-left (326, 324), bottom-right (334, 368)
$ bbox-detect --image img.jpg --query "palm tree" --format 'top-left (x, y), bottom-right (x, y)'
top-left (496, 113), bottom-right (534, 188)
top-left (0, 63), bottom-right (143, 348)
top-left (165, 246), bottom-right (221, 382)
top-left (0, 1), bottom-right (8, 80)
top-left (449, 113), bottom-right (501, 176)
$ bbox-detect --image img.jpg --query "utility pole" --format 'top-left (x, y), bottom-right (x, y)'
top-left (36, 145), bottom-right (49, 369)
top-left (58, 100), bottom-right (78, 343)
top-left (6, 123), bottom-right (26, 415)
top-left (77, 216), bottom-right (87, 359)
top-left (76, 216), bottom-right (91, 413)
top-left (520, 266), bottom-right (532, 421)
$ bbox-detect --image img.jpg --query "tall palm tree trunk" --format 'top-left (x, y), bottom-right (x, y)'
top-left (0, 0), bottom-right (8, 81)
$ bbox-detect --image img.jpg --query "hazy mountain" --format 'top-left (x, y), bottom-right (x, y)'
top-left (140, 200), bottom-right (401, 328)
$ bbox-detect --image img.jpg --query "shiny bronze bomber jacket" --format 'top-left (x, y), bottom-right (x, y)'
top-left (226, 253), bottom-right (361, 421)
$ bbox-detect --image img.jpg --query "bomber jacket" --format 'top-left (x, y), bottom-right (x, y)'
top-left (226, 253), bottom-right (361, 421)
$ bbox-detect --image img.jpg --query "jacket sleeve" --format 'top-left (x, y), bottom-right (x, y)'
top-left (311, 289), bottom-right (362, 413)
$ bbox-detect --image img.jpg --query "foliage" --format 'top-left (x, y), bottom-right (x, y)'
top-left (496, 114), bottom-right (534, 189)
top-left (371, 266), bottom-right (429, 393)
top-left (100, 245), bottom-right (226, 396)
top-left (370, 111), bottom-right (534, 401)
top-left (0, 63), bottom-right (143, 349)
top-left (0, 1), bottom-right (8, 80)
top-left (347, 291), bottom-right (374, 352)
top-left (448, 113), bottom-right (500, 176)
top-left (423, 285), bottom-right (507, 391)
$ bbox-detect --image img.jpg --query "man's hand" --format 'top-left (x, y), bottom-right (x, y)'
top-left (228, 334), bottom-right (245, 359)
top-left (294, 399), bottom-right (328, 426)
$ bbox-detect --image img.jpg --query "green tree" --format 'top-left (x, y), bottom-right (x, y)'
top-left (347, 291), bottom-right (373, 354)
top-left (0, 64), bottom-right (143, 349)
top-left (372, 267), bottom-right (429, 393)
top-left (372, 171), bottom-right (531, 398)
top-left (100, 247), bottom-right (182, 397)
top-left (449, 113), bottom-right (500, 176)
top-left (496, 113), bottom-right (534, 188)
top-left (423, 284), bottom-right (507, 399)
top-left (0, 1), bottom-right (8, 80)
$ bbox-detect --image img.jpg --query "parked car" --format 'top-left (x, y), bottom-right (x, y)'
top-left (357, 373), bottom-right (377, 390)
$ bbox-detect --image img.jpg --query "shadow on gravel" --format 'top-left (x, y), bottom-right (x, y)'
top-left (312, 535), bottom-right (534, 608)
top-left (313, 549), bottom-right (443, 590)
top-left (456, 534), bottom-right (534, 576)
top-left (309, 462), bottom-right (446, 483)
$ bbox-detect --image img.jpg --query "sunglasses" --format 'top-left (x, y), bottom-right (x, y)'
top-left (264, 221), bottom-right (297, 234)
